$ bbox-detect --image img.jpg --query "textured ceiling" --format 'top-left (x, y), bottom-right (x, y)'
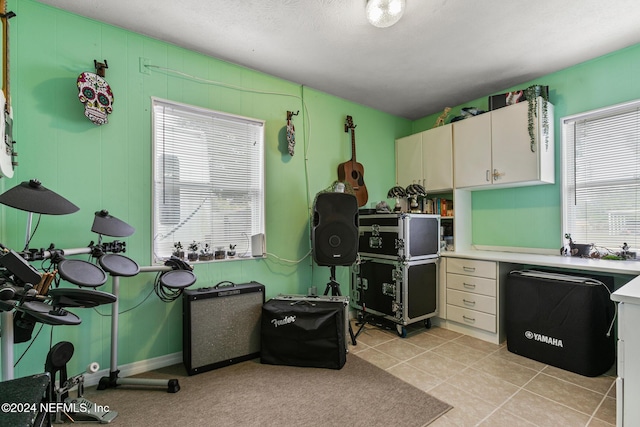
top-left (35, 0), bottom-right (640, 120)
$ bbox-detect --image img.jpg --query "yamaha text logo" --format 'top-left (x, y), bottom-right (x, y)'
top-left (525, 330), bottom-right (564, 348)
top-left (271, 315), bottom-right (296, 328)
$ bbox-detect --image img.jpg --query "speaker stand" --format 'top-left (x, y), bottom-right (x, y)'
top-left (323, 265), bottom-right (357, 346)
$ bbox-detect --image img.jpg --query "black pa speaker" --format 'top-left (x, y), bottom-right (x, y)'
top-left (312, 192), bottom-right (359, 266)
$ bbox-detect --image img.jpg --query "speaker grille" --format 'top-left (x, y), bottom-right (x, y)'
top-left (183, 284), bottom-right (264, 375)
top-left (312, 192), bottom-right (358, 266)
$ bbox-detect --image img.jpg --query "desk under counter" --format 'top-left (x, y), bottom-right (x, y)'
top-left (438, 249), bottom-right (639, 426)
top-left (435, 249), bottom-right (638, 344)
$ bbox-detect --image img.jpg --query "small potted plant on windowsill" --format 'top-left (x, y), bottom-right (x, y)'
top-left (199, 243), bottom-right (213, 261)
top-left (227, 244), bottom-right (236, 258)
top-left (172, 242), bottom-right (184, 259)
top-left (187, 241), bottom-right (199, 262)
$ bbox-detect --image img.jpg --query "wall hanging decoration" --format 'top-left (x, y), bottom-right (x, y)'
top-left (286, 110), bottom-right (297, 156)
top-left (77, 60), bottom-right (114, 125)
top-left (524, 85), bottom-right (550, 152)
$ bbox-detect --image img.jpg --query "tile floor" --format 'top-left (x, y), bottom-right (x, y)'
top-left (349, 321), bottom-right (616, 427)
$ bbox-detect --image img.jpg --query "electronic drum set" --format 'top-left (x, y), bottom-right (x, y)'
top-left (0, 180), bottom-right (197, 422)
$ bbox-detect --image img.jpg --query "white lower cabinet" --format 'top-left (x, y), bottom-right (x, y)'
top-left (438, 257), bottom-right (516, 344)
top-left (446, 258), bottom-right (497, 335)
top-left (615, 300), bottom-right (640, 426)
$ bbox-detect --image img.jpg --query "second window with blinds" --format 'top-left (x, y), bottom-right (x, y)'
top-left (562, 99), bottom-right (640, 252)
top-left (151, 98), bottom-right (265, 262)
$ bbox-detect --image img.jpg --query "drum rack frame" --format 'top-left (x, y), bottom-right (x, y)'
top-left (1, 246), bottom-right (91, 381)
top-left (97, 265), bottom-right (181, 393)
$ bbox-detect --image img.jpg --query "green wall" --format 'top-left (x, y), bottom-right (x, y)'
top-left (2, 0), bottom-right (639, 378)
top-left (414, 43), bottom-right (640, 250)
top-left (1, 0), bottom-right (409, 378)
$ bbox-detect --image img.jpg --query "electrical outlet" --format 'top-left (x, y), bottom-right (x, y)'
top-left (139, 57), bottom-right (150, 75)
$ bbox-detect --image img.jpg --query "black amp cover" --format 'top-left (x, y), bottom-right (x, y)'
top-left (261, 296), bottom-right (347, 369)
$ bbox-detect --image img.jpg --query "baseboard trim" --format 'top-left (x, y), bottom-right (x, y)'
top-left (83, 352), bottom-right (183, 388)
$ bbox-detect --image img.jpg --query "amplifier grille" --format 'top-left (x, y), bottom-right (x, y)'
top-left (184, 288), bottom-right (263, 374)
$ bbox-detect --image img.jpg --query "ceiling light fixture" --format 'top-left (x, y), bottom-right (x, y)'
top-left (365, 0), bottom-right (406, 28)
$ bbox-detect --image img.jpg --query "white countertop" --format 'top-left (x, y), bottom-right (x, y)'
top-left (611, 276), bottom-right (640, 304)
top-left (442, 250), bottom-right (640, 275)
top-left (442, 249), bottom-right (640, 305)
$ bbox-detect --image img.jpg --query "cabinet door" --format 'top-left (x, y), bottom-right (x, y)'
top-left (422, 124), bottom-right (453, 192)
top-left (491, 100), bottom-right (540, 185)
top-left (453, 113), bottom-right (492, 188)
top-left (395, 133), bottom-right (422, 187)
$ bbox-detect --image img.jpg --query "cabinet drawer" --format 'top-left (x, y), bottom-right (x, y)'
top-left (446, 289), bottom-right (496, 315)
top-left (446, 258), bottom-right (496, 279)
top-left (446, 273), bottom-right (496, 297)
top-left (446, 304), bottom-right (496, 333)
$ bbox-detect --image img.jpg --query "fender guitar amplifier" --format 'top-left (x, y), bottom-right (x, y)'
top-left (261, 295), bottom-right (348, 369)
top-left (182, 281), bottom-right (265, 375)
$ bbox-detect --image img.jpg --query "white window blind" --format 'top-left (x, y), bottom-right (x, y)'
top-left (562, 100), bottom-right (640, 250)
top-left (152, 98), bottom-right (265, 261)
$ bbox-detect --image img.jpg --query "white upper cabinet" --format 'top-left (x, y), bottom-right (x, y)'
top-left (396, 124), bottom-right (453, 191)
top-left (453, 97), bottom-right (554, 189)
top-left (422, 124), bottom-right (453, 192)
top-left (395, 132), bottom-right (422, 188)
top-left (452, 113), bottom-right (492, 188)
top-left (491, 98), bottom-right (554, 186)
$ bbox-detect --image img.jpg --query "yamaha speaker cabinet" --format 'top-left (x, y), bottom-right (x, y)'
top-left (358, 213), bottom-right (440, 261)
top-left (506, 270), bottom-right (615, 377)
top-left (261, 295), bottom-right (348, 369)
top-left (351, 257), bottom-right (438, 336)
top-left (182, 282), bottom-right (265, 375)
top-left (312, 192), bottom-right (359, 266)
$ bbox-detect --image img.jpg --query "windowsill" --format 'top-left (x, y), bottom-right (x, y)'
top-left (155, 254), bottom-right (265, 265)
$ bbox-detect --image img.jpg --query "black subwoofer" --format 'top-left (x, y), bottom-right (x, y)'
top-left (312, 192), bottom-right (358, 266)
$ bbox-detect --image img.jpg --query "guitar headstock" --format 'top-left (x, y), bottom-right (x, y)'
top-left (344, 115), bottom-right (356, 133)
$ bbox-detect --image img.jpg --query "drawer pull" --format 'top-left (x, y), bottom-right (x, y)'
top-left (462, 315), bottom-right (476, 323)
top-left (463, 282), bottom-right (476, 289)
top-left (462, 299), bottom-right (475, 306)
top-left (463, 266), bottom-right (476, 272)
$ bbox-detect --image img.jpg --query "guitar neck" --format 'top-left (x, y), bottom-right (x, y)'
top-left (1, 0), bottom-right (13, 112)
top-left (350, 129), bottom-right (357, 162)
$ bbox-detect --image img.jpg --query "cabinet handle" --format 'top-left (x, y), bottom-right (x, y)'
top-left (463, 266), bottom-right (476, 272)
top-left (462, 299), bottom-right (476, 306)
top-left (493, 169), bottom-right (505, 181)
top-left (462, 315), bottom-right (476, 323)
top-left (463, 282), bottom-right (476, 289)
top-left (485, 170), bottom-right (490, 182)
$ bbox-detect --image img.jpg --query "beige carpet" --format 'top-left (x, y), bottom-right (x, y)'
top-left (83, 355), bottom-right (452, 426)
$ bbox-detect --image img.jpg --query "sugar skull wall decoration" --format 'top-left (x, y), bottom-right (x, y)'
top-left (77, 60), bottom-right (114, 125)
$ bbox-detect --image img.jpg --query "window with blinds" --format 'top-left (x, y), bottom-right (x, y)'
top-left (562, 100), bottom-right (640, 251)
top-left (152, 98), bottom-right (265, 261)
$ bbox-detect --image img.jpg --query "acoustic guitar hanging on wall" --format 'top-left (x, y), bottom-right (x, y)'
top-left (338, 115), bottom-right (368, 207)
top-left (0, 1), bottom-right (16, 178)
